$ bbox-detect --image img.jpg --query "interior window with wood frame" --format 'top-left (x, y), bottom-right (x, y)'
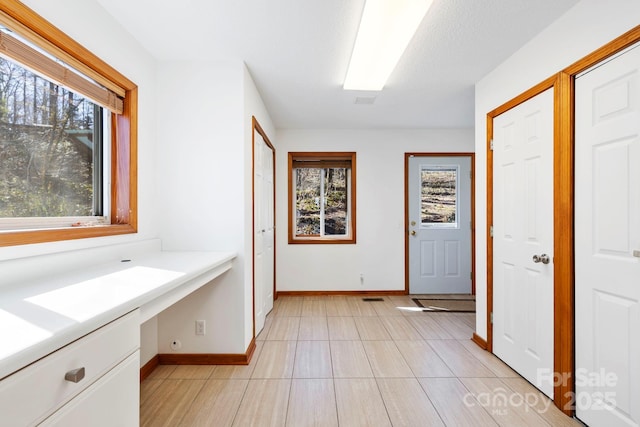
top-left (288, 152), bottom-right (356, 244)
top-left (0, 3), bottom-right (137, 247)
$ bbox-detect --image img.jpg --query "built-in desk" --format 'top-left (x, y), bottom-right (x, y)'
top-left (0, 250), bottom-right (235, 380)
top-left (0, 248), bottom-right (234, 426)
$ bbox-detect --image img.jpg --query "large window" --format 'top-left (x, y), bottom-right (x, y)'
top-left (288, 152), bottom-right (356, 244)
top-left (0, 57), bottom-right (106, 223)
top-left (0, 3), bottom-right (137, 246)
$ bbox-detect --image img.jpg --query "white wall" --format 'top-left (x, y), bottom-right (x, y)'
top-left (276, 129), bottom-right (473, 292)
top-left (155, 61), bottom-right (275, 354)
top-left (474, 0), bottom-right (640, 339)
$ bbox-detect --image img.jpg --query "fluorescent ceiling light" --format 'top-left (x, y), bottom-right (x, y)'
top-left (344, 0), bottom-right (434, 91)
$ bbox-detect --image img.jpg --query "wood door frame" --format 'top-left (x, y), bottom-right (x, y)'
top-left (404, 152), bottom-right (476, 295)
top-left (485, 25), bottom-right (640, 415)
top-left (251, 116), bottom-right (276, 339)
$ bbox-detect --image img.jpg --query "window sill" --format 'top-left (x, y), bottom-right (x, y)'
top-left (0, 224), bottom-right (137, 247)
top-left (288, 236), bottom-right (356, 245)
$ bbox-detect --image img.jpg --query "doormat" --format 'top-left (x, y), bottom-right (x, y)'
top-left (412, 298), bottom-right (475, 313)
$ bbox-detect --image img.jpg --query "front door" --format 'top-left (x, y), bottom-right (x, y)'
top-left (492, 88), bottom-right (554, 398)
top-left (408, 155), bottom-right (472, 294)
top-left (575, 43), bottom-right (640, 426)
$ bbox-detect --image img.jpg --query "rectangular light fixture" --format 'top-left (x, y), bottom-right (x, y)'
top-left (343, 0), bottom-right (434, 91)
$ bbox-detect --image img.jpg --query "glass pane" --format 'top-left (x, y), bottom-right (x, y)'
top-left (0, 57), bottom-right (99, 218)
top-left (295, 168), bottom-right (321, 235)
top-left (421, 168), bottom-right (457, 224)
top-left (324, 168), bottom-right (347, 235)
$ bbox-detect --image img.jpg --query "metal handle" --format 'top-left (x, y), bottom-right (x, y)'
top-left (410, 230), bottom-right (416, 236)
top-left (532, 254), bottom-right (550, 264)
top-left (65, 367), bottom-right (85, 383)
top-left (633, 250), bottom-right (640, 258)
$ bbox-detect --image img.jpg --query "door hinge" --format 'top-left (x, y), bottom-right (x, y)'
top-left (490, 139), bottom-right (494, 150)
top-left (470, 170), bottom-right (472, 179)
top-left (490, 225), bottom-right (494, 237)
top-left (470, 272), bottom-right (473, 280)
top-left (490, 312), bottom-right (493, 324)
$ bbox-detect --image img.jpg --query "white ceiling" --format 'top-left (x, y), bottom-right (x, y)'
top-left (96, 0), bottom-right (579, 129)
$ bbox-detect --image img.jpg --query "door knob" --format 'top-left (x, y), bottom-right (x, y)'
top-left (410, 230), bottom-right (416, 236)
top-left (532, 254), bottom-right (550, 264)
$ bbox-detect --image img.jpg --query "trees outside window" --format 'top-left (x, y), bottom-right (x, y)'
top-left (288, 152), bottom-right (356, 244)
top-left (0, 57), bottom-right (104, 219)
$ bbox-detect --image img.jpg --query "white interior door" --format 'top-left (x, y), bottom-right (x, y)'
top-left (254, 133), bottom-right (275, 335)
top-left (262, 138), bottom-right (275, 315)
top-left (254, 135), bottom-right (265, 334)
top-left (575, 43), bottom-right (640, 427)
top-left (492, 88), bottom-right (554, 398)
top-left (408, 155), bottom-right (472, 294)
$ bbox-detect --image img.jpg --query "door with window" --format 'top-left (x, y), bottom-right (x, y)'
top-left (408, 155), bottom-right (472, 294)
top-left (575, 43), bottom-right (640, 427)
top-left (492, 88), bottom-right (554, 398)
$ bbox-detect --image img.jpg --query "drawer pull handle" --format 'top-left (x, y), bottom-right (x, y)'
top-left (65, 367), bottom-right (85, 383)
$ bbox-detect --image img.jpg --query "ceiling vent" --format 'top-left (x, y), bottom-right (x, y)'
top-left (354, 96), bottom-right (376, 105)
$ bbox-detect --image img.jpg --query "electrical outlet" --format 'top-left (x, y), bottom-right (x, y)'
top-left (196, 320), bottom-right (206, 335)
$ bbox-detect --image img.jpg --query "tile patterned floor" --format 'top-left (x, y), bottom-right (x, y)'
top-left (140, 295), bottom-right (581, 426)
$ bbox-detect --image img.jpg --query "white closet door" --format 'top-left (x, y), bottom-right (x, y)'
top-left (575, 43), bottom-right (640, 427)
top-left (262, 138), bottom-right (275, 315)
top-left (254, 135), bottom-right (266, 334)
top-left (493, 88), bottom-right (554, 398)
top-left (254, 133), bottom-right (275, 335)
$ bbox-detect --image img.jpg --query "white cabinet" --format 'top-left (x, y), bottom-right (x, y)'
top-left (0, 310), bottom-right (140, 427)
top-left (40, 352), bottom-right (139, 427)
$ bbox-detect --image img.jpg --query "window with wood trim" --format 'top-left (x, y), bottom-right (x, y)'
top-left (0, 3), bottom-right (137, 247)
top-left (288, 152), bottom-right (356, 244)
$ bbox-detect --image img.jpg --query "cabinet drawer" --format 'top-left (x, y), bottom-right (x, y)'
top-left (39, 351), bottom-right (140, 427)
top-left (0, 310), bottom-right (139, 427)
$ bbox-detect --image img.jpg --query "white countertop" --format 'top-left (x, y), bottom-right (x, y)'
top-left (0, 250), bottom-right (235, 380)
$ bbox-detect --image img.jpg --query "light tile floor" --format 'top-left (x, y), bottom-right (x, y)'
top-left (140, 295), bottom-right (582, 427)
